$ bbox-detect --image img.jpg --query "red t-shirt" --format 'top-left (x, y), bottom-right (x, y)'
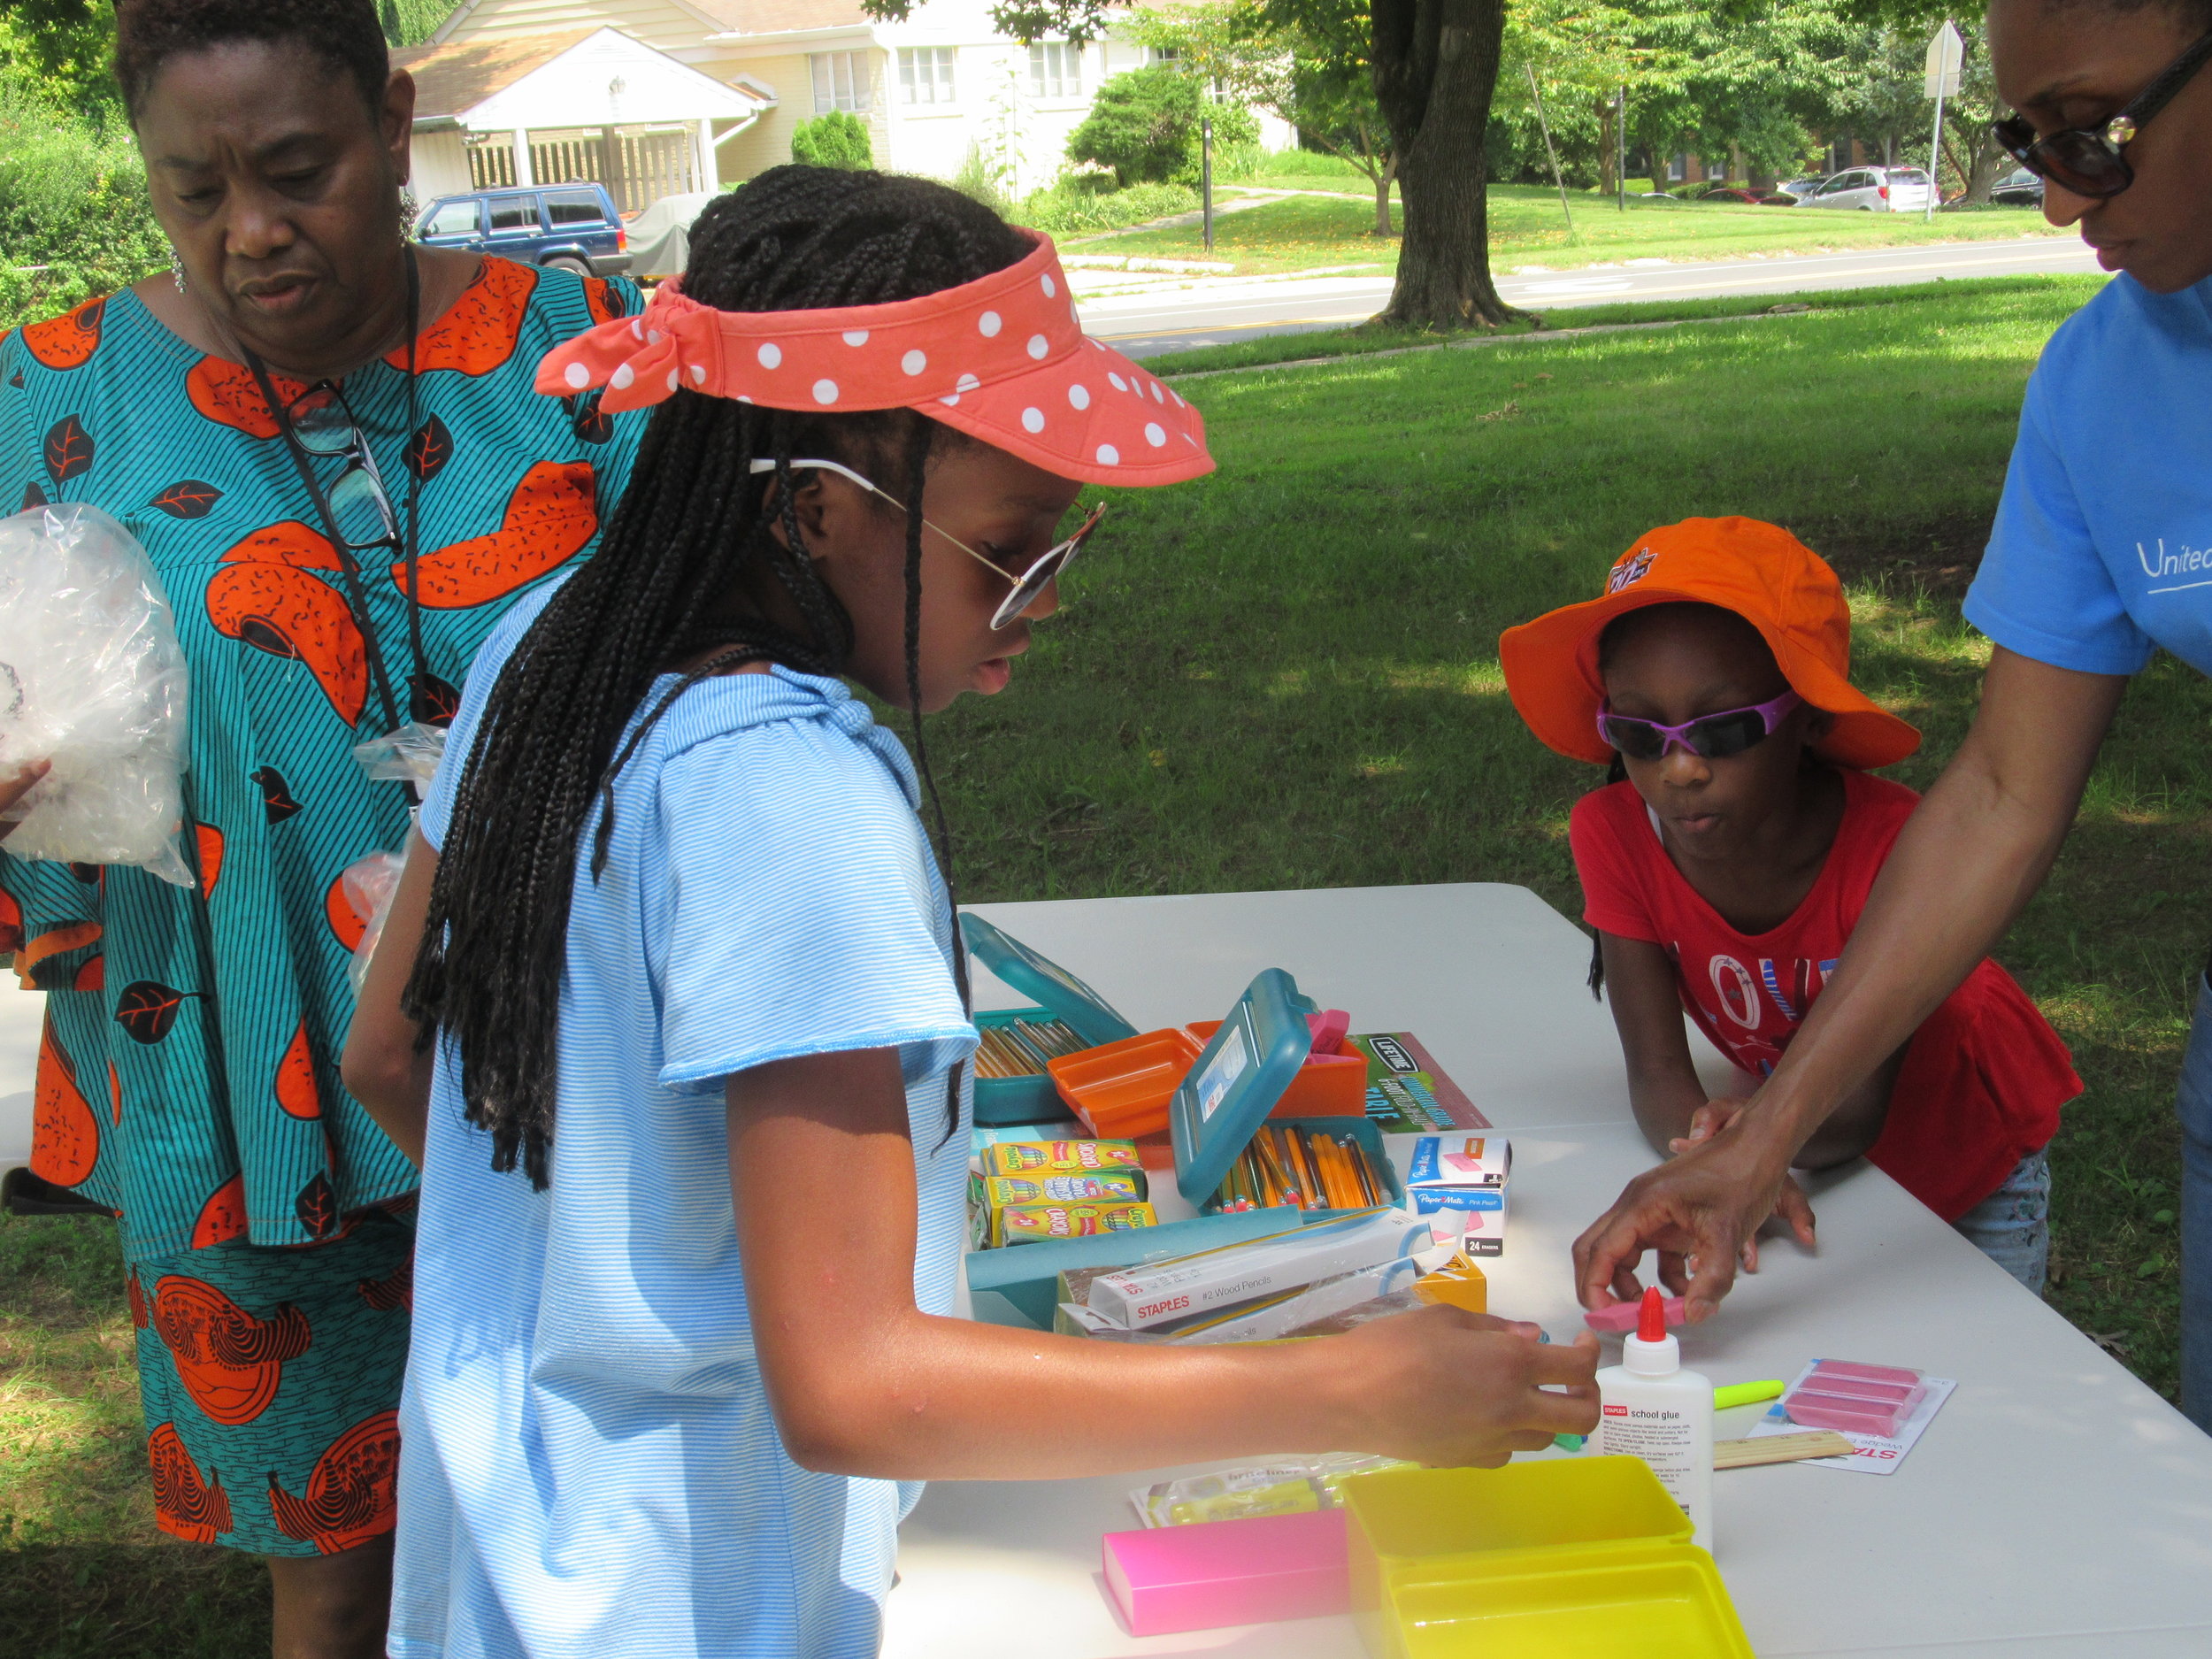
top-left (1569, 770), bottom-right (2078, 1221)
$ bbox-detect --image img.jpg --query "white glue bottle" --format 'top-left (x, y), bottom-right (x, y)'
top-left (1594, 1286), bottom-right (1714, 1552)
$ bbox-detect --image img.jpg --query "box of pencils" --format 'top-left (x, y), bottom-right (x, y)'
top-left (1166, 969), bottom-right (1406, 1221)
top-left (961, 916), bottom-right (1141, 1125)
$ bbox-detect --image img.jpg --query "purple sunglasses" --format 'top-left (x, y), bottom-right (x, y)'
top-left (1597, 690), bottom-right (1802, 762)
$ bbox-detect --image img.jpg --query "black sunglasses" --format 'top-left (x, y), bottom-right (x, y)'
top-left (1993, 27), bottom-right (2212, 199)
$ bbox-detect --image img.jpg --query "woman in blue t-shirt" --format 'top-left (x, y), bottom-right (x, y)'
top-left (1571, 0), bottom-right (2212, 1428)
top-left (342, 166), bottom-right (1600, 1659)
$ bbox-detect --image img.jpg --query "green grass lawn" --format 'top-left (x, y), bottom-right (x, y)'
top-left (2, 270), bottom-right (2190, 1650)
top-left (1100, 182), bottom-right (2077, 274)
top-left (927, 271), bottom-right (2183, 1392)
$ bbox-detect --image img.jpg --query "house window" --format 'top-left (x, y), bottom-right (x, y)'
top-left (1029, 42), bottom-right (1083, 98)
top-left (810, 50), bottom-right (872, 114)
top-left (898, 46), bottom-right (955, 105)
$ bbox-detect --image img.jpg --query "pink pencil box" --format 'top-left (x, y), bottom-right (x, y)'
top-left (1584, 1294), bottom-right (1686, 1333)
top-left (1782, 1359), bottom-right (1927, 1438)
top-left (1102, 1509), bottom-right (1348, 1636)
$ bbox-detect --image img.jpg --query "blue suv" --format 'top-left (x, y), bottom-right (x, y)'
top-left (412, 182), bottom-right (632, 277)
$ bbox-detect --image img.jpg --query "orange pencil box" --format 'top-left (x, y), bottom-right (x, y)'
top-left (1052, 1012), bottom-right (1365, 1141)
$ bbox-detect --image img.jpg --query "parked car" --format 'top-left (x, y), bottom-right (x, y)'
top-left (1776, 176), bottom-right (1829, 202)
top-left (1990, 167), bottom-right (2046, 208)
top-left (413, 182), bottom-right (632, 277)
top-left (623, 189), bottom-right (719, 281)
top-left (1793, 165), bottom-right (1933, 212)
top-left (1688, 184), bottom-right (1771, 204)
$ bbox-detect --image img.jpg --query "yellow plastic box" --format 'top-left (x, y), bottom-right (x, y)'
top-left (1342, 1458), bottom-right (1753, 1659)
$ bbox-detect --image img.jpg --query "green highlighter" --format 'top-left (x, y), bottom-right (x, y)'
top-left (1713, 1379), bottom-right (1786, 1411)
top-left (1553, 1379), bottom-right (1784, 1454)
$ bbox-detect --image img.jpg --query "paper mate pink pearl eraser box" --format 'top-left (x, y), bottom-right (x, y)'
top-left (1402, 1135), bottom-right (1510, 1256)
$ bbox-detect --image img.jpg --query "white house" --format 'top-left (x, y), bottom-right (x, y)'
top-left (394, 27), bottom-right (774, 210)
top-left (413, 0), bottom-right (1290, 202)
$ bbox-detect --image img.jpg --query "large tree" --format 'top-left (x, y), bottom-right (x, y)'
top-left (871, 0), bottom-right (1533, 330)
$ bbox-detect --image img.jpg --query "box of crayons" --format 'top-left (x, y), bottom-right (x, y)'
top-left (1164, 968), bottom-right (1408, 1222)
top-left (960, 916), bottom-right (1141, 1125)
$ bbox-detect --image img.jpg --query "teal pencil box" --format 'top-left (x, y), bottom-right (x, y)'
top-left (1171, 969), bottom-right (1407, 1221)
top-left (961, 915), bottom-right (1140, 1126)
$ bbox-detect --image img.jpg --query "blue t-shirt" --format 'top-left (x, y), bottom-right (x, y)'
top-left (1965, 273), bottom-right (2212, 675)
top-left (388, 585), bottom-right (977, 1659)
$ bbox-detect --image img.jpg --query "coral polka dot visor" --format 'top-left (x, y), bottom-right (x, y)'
top-left (534, 231), bottom-right (1210, 487)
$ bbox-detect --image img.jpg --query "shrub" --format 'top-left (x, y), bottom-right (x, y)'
top-left (791, 111), bottom-right (873, 171)
top-left (0, 86), bottom-right (166, 330)
top-left (1067, 65), bottom-right (1202, 187)
top-left (950, 142), bottom-right (1015, 219)
top-left (1177, 100), bottom-right (1262, 186)
top-left (1014, 178), bottom-right (1197, 236)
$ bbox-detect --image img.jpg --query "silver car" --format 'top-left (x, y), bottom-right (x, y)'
top-left (1796, 165), bottom-right (1934, 212)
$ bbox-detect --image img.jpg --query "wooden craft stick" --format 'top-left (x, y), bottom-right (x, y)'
top-left (1713, 1431), bottom-right (1854, 1470)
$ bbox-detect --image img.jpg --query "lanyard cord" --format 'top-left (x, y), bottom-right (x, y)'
top-left (239, 251), bottom-right (426, 742)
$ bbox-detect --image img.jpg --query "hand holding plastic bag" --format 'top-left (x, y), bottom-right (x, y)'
top-left (0, 504), bottom-right (192, 886)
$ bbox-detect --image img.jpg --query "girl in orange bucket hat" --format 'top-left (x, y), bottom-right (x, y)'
top-left (1501, 518), bottom-right (2079, 1294)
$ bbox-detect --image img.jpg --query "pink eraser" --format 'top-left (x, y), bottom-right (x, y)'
top-left (1304, 1009), bottom-right (1351, 1057)
top-left (1102, 1509), bottom-right (1348, 1636)
top-left (1803, 1373), bottom-right (1923, 1409)
top-left (1583, 1294), bottom-right (1686, 1333)
top-left (1781, 1388), bottom-right (1914, 1437)
top-left (1810, 1359), bottom-right (1922, 1387)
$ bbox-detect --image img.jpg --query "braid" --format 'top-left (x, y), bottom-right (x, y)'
top-left (1586, 751), bottom-right (1630, 999)
top-left (405, 165), bottom-right (1030, 1184)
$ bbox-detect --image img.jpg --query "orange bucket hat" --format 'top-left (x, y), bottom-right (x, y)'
top-left (1498, 516), bottom-right (1920, 771)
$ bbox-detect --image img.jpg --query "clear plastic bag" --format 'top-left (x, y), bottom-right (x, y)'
top-left (0, 504), bottom-right (191, 886)
top-left (351, 721), bottom-right (448, 785)
top-left (341, 849), bottom-right (406, 995)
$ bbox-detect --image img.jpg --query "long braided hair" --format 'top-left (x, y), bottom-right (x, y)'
top-left (403, 165), bottom-right (1031, 1185)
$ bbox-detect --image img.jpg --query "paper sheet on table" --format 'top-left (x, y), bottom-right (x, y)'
top-left (1745, 1359), bottom-right (1955, 1475)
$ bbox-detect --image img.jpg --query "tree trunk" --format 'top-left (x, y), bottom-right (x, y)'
top-left (1374, 157), bottom-right (1397, 235)
top-left (1596, 95), bottom-right (1618, 196)
top-left (1371, 0), bottom-right (1520, 329)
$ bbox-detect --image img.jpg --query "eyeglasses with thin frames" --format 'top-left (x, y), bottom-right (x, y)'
top-left (1992, 27), bottom-right (2212, 200)
top-left (749, 456), bottom-right (1107, 631)
top-left (284, 382), bottom-right (403, 558)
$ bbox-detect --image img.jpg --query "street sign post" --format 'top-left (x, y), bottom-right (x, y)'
top-left (1201, 116), bottom-right (1214, 252)
top-left (1924, 19), bottom-right (1964, 222)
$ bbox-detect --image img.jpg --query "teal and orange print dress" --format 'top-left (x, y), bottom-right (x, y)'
top-left (0, 257), bottom-right (644, 1555)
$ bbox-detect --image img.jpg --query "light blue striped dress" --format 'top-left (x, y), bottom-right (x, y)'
top-left (389, 585), bottom-right (977, 1659)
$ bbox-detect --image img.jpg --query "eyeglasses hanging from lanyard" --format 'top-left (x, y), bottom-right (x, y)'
top-left (240, 253), bottom-right (433, 750)
top-left (1992, 27), bottom-right (2212, 200)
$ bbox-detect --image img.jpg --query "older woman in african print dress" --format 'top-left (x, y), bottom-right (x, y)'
top-left (0, 3), bottom-right (642, 1653)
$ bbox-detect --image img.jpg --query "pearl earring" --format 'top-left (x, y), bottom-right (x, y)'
top-left (167, 242), bottom-right (187, 294)
top-left (398, 187), bottom-right (419, 243)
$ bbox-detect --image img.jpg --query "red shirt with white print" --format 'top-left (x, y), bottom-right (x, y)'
top-left (1570, 768), bottom-right (2077, 1221)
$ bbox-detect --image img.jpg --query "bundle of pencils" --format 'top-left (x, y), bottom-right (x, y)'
top-left (1215, 1125), bottom-right (1385, 1213)
top-left (973, 1018), bottom-right (1087, 1079)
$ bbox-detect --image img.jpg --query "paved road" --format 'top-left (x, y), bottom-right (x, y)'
top-left (1087, 235), bottom-right (2105, 359)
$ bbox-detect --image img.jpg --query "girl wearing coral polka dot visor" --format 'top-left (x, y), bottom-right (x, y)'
top-left (342, 166), bottom-right (1598, 1659)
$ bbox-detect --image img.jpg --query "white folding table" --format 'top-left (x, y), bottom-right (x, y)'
top-left (885, 883), bottom-right (2212, 1659)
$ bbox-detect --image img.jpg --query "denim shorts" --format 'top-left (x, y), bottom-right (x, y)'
top-left (1949, 1149), bottom-right (2051, 1294)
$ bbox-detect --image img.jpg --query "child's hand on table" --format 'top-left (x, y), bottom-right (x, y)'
top-left (1326, 1308), bottom-right (1600, 1469)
